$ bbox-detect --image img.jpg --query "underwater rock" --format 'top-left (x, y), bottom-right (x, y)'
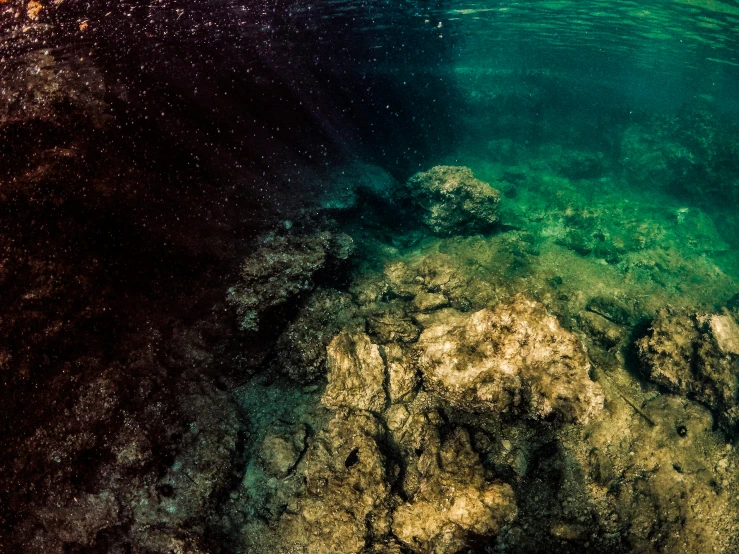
top-left (586, 295), bottom-right (633, 326)
top-left (399, 166), bottom-right (501, 236)
top-left (227, 231), bottom-right (354, 331)
top-left (415, 294), bottom-right (604, 422)
top-left (275, 289), bottom-right (361, 383)
top-left (351, 251), bottom-right (496, 315)
top-left (619, 110), bottom-right (739, 206)
top-left (259, 425), bottom-right (308, 478)
top-left (9, 354), bottom-right (241, 554)
top-left (544, 147), bottom-right (607, 180)
top-left (367, 302), bottom-right (421, 344)
top-left (323, 332), bottom-right (388, 413)
top-left (243, 411), bottom-right (392, 554)
top-left (392, 427), bottom-right (517, 554)
top-left (638, 307), bottom-right (739, 430)
top-left (385, 343), bottom-right (417, 404)
top-left (0, 50), bottom-right (109, 128)
top-left (34, 491), bottom-right (120, 546)
top-left (565, 391), bottom-right (739, 554)
top-left (413, 291), bottom-right (450, 312)
top-left (128, 380), bottom-right (241, 552)
top-left (578, 311), bottom-right (626, 349)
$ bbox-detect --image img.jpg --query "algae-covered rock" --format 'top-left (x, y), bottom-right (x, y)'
top-left (400, 166), bottom-right (501, 236)
top-left (393, 428), bottom-right (517, 554)
top-left (259, 425), bottom-right (307, 478)
top-left (415, 294), bottom-right (604, 422)
top-left (227, 231), bottom-right (354, 331)
top-left (638, 307), bottom-right (739, 430)
top-left (413, 291), bottom-right (449, 312)
top-left (367, 302), bottom-right (421, 344)
top-left (243, 412), bottom-right (392, 554)
top-left (619, 109), bottom-right (739, 206)
top-left (275, 289), bottom-right (361, 383)
top-left (323, 332), bottom-right (388, 413)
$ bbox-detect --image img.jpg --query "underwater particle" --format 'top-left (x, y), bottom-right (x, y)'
top-left (26, 0), bottom-right (42, 19)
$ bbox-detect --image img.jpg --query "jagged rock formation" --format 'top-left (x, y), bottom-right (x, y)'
top-left (416, 294), bottom-right (604, 423)
top-left (275, 289), bottom-right (362, 383)
top-left (638, 307), bottom-right (739, 431)
top-left (399, 166), bottom-right (501, 236)
top-left (227, 231), bottom-right (354, 331)
top-left (234, 292), bottom-right (609, 553)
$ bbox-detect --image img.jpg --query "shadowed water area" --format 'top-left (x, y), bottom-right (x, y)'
top-left (2, 0), bottom-right (739, 552)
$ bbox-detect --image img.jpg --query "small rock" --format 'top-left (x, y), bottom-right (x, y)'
top-left (259, 426), bottom-right (307, 478)
top-left (413, 291), bottom-right (449, 312)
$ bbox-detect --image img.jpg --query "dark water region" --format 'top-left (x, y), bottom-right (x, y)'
top-left (2, 0), bottom-right (739, 553)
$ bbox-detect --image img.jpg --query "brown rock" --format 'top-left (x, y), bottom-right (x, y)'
top-left (415, 294), bottom-right (603, 422)
top-left (399, 166), bottom-right (501, 236)
top-left (323, 332), bottom-right (387, 413)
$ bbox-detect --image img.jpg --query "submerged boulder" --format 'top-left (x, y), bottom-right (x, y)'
top-left (415, 294), bottom-right (604, 422)
top-left (638, 307), bottom-right (739, 431)
top-left (243, 412), bottom-right (393, 554)
top-left (400, 166), bottom-right (501, 236)
top-left (275, 289), bottom-right (361, 383)
top-left (227, 231), bottom-right (354, 331)
top-left (323, 332), bottom-right (388, 413)
top-left (393, 427), bottom-right (516, 554)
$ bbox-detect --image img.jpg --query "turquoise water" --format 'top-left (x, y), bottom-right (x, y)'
top-left (3, 1), bottom-right (739, 553)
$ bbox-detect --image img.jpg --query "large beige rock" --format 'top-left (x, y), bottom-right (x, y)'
top-left (323, 332), bottom-right (387, 413)
top-left (415, 294), bottom-right (604, 422)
